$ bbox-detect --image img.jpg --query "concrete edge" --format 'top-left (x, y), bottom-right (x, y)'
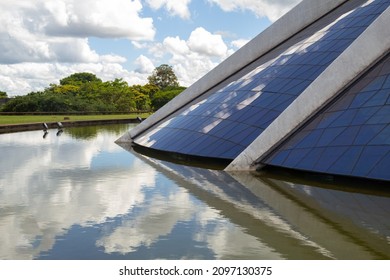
top-left (118, 0), bottom-right (348, 143)
top-left (226, 6), bottom-right (390, 171)
top-left (0, 118), bottom-right (141, 134)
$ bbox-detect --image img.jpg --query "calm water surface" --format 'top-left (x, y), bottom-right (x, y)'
top-left (0, 124), bottom-right (389, 259)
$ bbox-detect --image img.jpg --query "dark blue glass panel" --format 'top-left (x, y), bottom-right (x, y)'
top-left (222, 123), bottom-right (251, 139)
top-left (313, 146), bottom-right (347, 172)
top-left (270, 95), bottom-right (294, 110)
top-left (317, 127), bottom-right (346, 146)
top-left (279, 79), bottom-right (308, 94)
top-left (283, 148), bottom-right (311, 168)
top-left (266, 52), bottom-right (390, 181)
top-left (352, 146), bottom-right (388, 177)
top-left (197, 139), bottom-right (228, 157)
top-left (251, 92), bottom-right (279, 108)
top-left (361, 75), bottom-right (386, 92)
top-left (236, 108), bottom-right (261, 123)
top-left (248, 110), bottom-right (272, 127)
top-left (349, 91), bottom-right (376, 108)
top-left (330, 126), bottom-right (361, 146)
top-left (318, 52), bottom-right (340, 66)
top-left (306, 66), bottom-right (327, 80)
top-left (207, 119), bottom-right (234, 136)
top-left (369, 125), bottom-right (390, 145)
top-left (326, 40), bottom-right (348, 52)
top-left (368, 150), bottom-right (390, 180)
top-left (327, 146), bottom-right (364, 174)
top-left (255, 110), bottom-right (280, 128)
top-left (367, 106), bottom-right (390, 124)
top-left (183, 135), bottom-right (220, 156)
top-left (350, 107), bottom-right (381, 125)
top-left (294, 147), bottom-right (325, 170)
top-left (316, 111), bottom-right (344, 128)
top-left (294, 129), bottom-right (323, 149)
top-left (382, 75), bottom-right (390, 89)
top-left (133, 0), bottom-right (389, 165)
top-left (229, 127), bottom-right (254, 144)
top-left (343, 27), bottom-right (365, 39)
top-left (175, 132), bottom-right (202, 152)
top-left (329, 109), bottom-right (357, 127)
top-left (354, 124), bottom-right (386, 145)
top-left (222, 144), bottom-right (247, 159)
top-left (267, 150), bottom-right (290, 166)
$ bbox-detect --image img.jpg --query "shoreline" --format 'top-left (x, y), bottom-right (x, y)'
top-left (0, 118), bottom-right (141, 134)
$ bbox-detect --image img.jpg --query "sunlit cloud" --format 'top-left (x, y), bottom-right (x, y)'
top-left (207, 0), bottom-right (301, 22)
top-left (146, 0), bottom-right (192, 20)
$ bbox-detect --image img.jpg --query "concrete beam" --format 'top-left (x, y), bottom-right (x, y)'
top-left (226, 7), bottom-right (390, 171)
top-left (117, 0), bottom-right (347, 143)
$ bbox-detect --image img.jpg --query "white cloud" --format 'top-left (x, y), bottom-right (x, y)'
top-left (133, 27), bottom-right (231, 87)
top-left (134, 55), bottom-right (155, 74)
top-left (146, 0), bottom-right (192, 20)
top-left (141, 27), bottom-right (236, 87)
top-left (208, 0), bottom-right (301, 22)
top-left (33, 0), bottom-right (155, 40)
top-left (0, 0), bottom-right (155, 64)
top-left (171, 51), bottom-right (219, 87)
top-left (0, 129), bottom-right (157, 259)
top-left (100, 54), bottom-right (127, 64)
top-left (163, 36), bottom-right (190, 55)
top-left (0, 0), bottom-right (156, 95)
top-left (117, 26), bottom-right (233, 89)
top-left (0, 0), bottom-right (258, 96)
top-left (187, 27), bottom-right (228, 57)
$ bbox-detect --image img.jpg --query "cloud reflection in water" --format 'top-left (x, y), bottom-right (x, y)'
top-left (0, 125), bottom-right (277, 259)
top-left (1, 125), bottom-right (389, 259)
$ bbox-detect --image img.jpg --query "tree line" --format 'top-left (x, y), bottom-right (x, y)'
top-left (0, 64), bottom-right (186, 113)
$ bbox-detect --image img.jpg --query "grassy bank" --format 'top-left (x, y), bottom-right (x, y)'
top-left (0, 113), bottom-right (151, 125)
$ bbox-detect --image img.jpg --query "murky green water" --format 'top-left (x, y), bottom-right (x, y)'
top-left (0, 124), bottom-right (389, 259)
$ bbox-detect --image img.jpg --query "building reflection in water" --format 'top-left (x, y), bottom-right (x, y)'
top-left (0, 125), bottom-right (389, 259)
top-left (124, 143), bottom-right (390, 259)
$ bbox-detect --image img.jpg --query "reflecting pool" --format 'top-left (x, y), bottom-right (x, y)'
top-left (0, 124), bottom-right (389, 259)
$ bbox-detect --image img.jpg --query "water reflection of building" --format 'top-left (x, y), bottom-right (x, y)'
top-left (1, 126), bottom-right (389, 259)
top-left (122, 144), bottom-right (390, 259)
top-left (1, 127), bottom-right (283, 260)
top-left (119, 0), bottom-right (390, 182)
top-left (232, 173), bottom-right (390, 259)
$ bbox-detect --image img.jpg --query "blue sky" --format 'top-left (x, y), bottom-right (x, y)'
top-left (0, 0), bottom-right (300, 96)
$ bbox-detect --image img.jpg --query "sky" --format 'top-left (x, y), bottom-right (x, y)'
top-left (0, 0), bottom-right (301, 96)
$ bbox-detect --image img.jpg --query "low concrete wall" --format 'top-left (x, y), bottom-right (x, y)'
top-left (0, 118), bottom-right (141, 134)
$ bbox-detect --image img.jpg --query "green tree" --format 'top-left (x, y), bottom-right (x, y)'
top-left (48, 84), bottom-right (80, 95)
top-left (147, 64), bottom-right (179, 90)
top-left (129, 84), bottom-right (159, 111)
top-left (60, 72), bottom-right (102, 86)
top-left (151, 86), bottom-right (186, 110)
top-left (1, 92), bottom-right (41, 112)
top-left (97, 79), bottom-right (136, 112)
top-left (1, 73), bottom-right (180, 113)
top-left (0, 91), bottom-right (7, 98)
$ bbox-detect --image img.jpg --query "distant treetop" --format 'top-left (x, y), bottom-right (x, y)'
top-left (0, 91), bottom-right (7, 98)
top-left (60, 72), bottom-right (102, 86)
top-left (147, 64), bottom-right (179, 90)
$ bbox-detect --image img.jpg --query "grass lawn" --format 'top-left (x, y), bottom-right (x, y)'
top-left (0, 113), bottom-right (151, 125)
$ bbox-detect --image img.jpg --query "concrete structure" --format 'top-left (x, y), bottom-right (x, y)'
top-left (119, 0), bottom-right (390, 182)
top-left (119, 0), bottom-right (348, 140)
top-left (228, 5), bottom-right (390, 171)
